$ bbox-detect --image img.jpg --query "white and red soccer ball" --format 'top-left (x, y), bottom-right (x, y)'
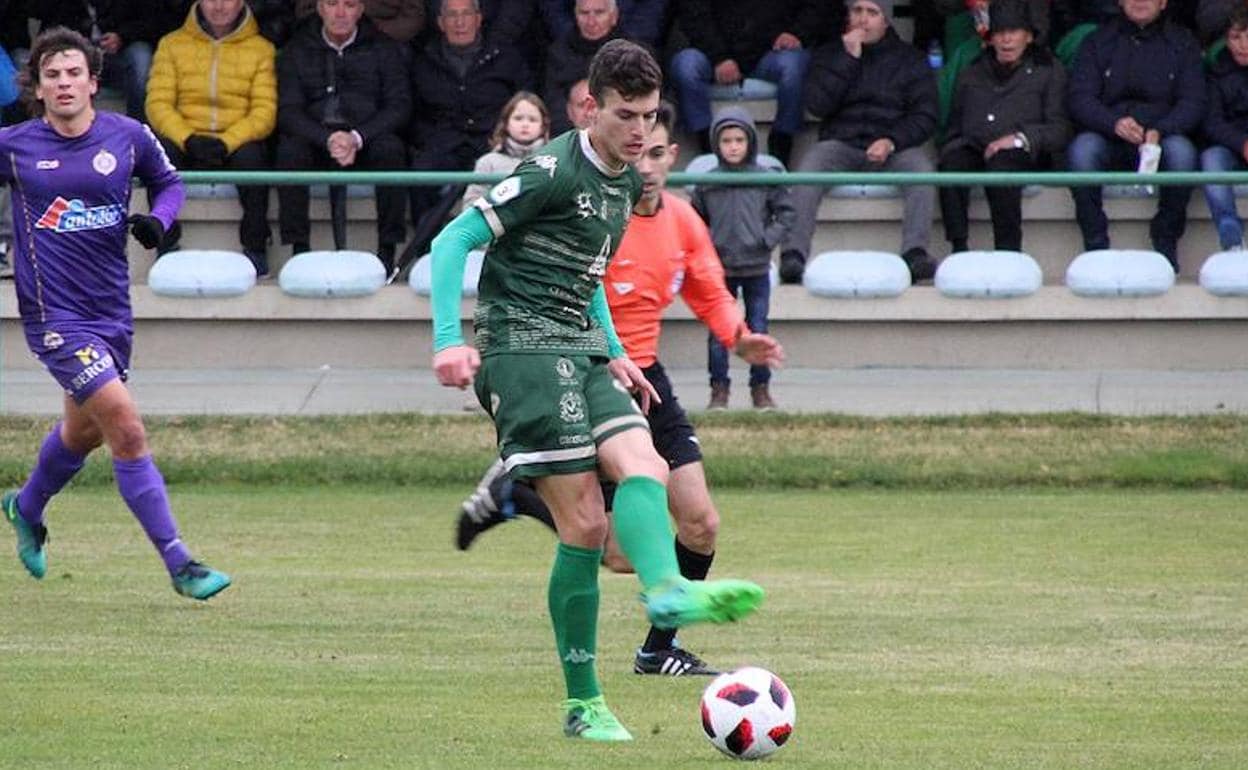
top-left (700, 666), bottom-right (796, 760)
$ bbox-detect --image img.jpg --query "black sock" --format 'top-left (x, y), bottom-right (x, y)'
top-left (642, 538), bottom-right (715, 653)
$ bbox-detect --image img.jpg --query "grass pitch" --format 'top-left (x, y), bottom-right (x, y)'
top-left (1, 486), bottom-right (1244, 768)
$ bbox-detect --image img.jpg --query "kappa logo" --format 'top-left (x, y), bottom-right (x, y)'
top-left (35, 196), bottom-right (125, 233)
top-left (36, 159), bottom-right (60, 170)
top-left (562, 648), bottom-right (595, 664)
top-left (559, 391), bottom-right (585, 424)
top-left (42, 331), bottom-right (65, 350)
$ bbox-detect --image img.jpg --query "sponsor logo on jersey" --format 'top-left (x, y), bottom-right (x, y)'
top-left (555, 357), bottom-right (576, 379)
top-left (612, 281), bottom-right (634, 295)
top-left (575, 191), bottom-right (597, 219)
top-left (73, 345), bottom-right (100, 365)
top-left (35, 196), bottom-right (125, 233)
top-left (533, 154), bottom-right (558, 177)
top-left (69, 349), bottom-right (115, 391)
top-left (36, 159), bottom-right (60, 170)
top-left (92, 149), bottom-right (117, 176)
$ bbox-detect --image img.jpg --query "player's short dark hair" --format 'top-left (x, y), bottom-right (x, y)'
top-left (20, 27), bottom-right (103, 117)
top-left (587, 39), bottom-right (661, 103)
top-left (654, 101), bottom-right (675, 138)
top-left (1230, 5), bottom-right (1248, 31)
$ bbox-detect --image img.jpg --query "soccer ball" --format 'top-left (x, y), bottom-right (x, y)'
top-left (700, 666), bottom-right (796, 760)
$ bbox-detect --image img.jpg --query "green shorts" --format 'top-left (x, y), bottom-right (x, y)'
top-left (474, 353), bottom-right (649, 479)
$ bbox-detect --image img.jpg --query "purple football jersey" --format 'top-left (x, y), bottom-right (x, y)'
top-left (0, 111), bottom-right (184, 330)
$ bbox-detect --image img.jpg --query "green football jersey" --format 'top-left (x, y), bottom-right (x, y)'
top-left (471, 129), bottom-right (641, 356)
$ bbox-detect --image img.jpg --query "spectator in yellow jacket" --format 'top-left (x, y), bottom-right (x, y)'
top-left (147, 0), bottom-right (278, 275)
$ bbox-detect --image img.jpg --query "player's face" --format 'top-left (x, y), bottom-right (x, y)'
top-left (575, 0), bottom-right (619, 42)
top-left (717, 127), bottom-right (750, 165)
top-left (1230, 25), bottom-right (1248, 67)
top-left (35, 49), bottom-right (98, 123)
top-left (589, 87), bottom-right (660, 167)
top-left (439, 0), bottom-right (483, 47)
top-left (635, 123), bottom-right (677, 205)
top-left (318, 0), bottom-right (364, 45)
top-left (506, 99), bottom-right (545, 144)
top-left (201, 0), bottom-right (245, 37)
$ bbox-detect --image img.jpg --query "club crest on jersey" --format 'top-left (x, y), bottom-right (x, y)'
top-left (559, 391), bottom-right (586, 423)
top-left (555, 357), bottom-right (576, 379)
top-left (35, 196), bottom-right (125, 233)
top-left (92, 149), bottom-right (117, 176)
top-left (42, 331), bottom-right (65, 350)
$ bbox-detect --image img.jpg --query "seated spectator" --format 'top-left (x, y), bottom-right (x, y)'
top-left (778, 0), bottom-right (940, 283)
top-left (296, 0), bottom-right (426, 44)
top-left (407, 0), bottom-right (530, 249)
top-left (276, 0), bottom-right (410, 272)
top-left (27, 1), bottom-right (187, 122)
top-left (691, 107), bottom-right (794, 411)
top-left (1066, 0), bottom-right (1205, 269)
top-left (420, 0), bottom-right (541, 73)
top-left (544, 0), bottom-right (620, 135)
top-left (540, 0), bottom-right (669, 51)
top-left (1196, 0), bottom-right (1237, 46)
top-left (938, 0), bottom-right (1070, 253)
top-left (249, 0), bottom-right (297, 48)
top-left (669, 0), bottom-right (823, 165)
top-left (461, 91), bottom-right (550, 206)
top-left (1199, 5), bottom-right (1248, 250)
top-left (565, 77), bottom-right (593, 129)
top-left (147, 0), bottom-right (277, 274)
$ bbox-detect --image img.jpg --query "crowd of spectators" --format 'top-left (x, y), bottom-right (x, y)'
top-left (3, 0), bottom-right (1248, 282)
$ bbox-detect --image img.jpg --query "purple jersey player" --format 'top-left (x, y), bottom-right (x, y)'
top-left (1, 27), bottom-right (230, 600)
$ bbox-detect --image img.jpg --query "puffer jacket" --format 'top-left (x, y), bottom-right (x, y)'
top-left (146, 2), bottom-right (277, 151)
top-left (690, 106), bottom-right (796, 278)
top-left (1203, 45), bottom-right (1248, 153)
top-left (804, 27), bottom-right (938, 151)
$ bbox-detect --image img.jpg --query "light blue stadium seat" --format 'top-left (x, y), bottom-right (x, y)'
top-left (1198, 250), bottom-right (1248, 296)
top-left (409, 250), bottom-right (486, 298)
top-left (803, 250), bottom-right (909, 298)
top-left (709, 78), bottom-right (778, 101)
top-left (147, 250), bottom-right (256, 297)
top-left (827, 183), bottom-right (902, 198)
top-left (1065, 249), bottom-right (1174, 296)
top-left (278, 250), bottom-right (387, 298)
top-left (683, 152), bottom-right (785, 194)
top-left (935, 250), bottom-right (1042, 298)
top-left (1104, 184), bottom-right (1155, 198)
top-left (183, 183), bottom-right (238, 199)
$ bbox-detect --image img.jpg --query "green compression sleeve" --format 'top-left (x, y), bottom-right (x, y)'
top-left (430, 207), bottom-right (494, 352)
top-left (588, 282), bottom-right (626, 359)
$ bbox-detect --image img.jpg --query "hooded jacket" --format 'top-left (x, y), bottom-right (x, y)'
top-left (146, 2), bottom-right (277, 152)
top-left (1203, 45), bottom-right (1248, 153)
top-left (690, 107), bottom-right (796, 278)
top-left (804, 27), bottom-right (938, 151)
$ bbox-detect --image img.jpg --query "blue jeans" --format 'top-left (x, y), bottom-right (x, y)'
top-left (1200, 145), bottom-right (1246, 249)
top-left (669, 48), bottom-right (810, 136)
top-left (708, 273), bottom-right (771, 388)
top-left (102, 41), bottom-right (153, 122)
top-left (1067, 131), bottom-right (1196, 262)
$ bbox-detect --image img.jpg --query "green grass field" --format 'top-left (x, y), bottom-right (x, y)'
top-left (1, 484), bottom-right (1245, 768)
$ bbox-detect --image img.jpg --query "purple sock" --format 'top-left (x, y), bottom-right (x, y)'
top-left (113, 455), bottom-right (192, 575)
top-left (17, 423), bottom-right (87, 525)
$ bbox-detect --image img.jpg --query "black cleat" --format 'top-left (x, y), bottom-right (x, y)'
top-left (455, 461), bottom-right (510, 551)
top-left (633, 646), bottom-right (719, 676)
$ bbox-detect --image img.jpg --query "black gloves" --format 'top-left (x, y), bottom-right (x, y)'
top-left (127, 214), bottom-right (165, 249)
top-left (184, 134), bottom-right (228, 168)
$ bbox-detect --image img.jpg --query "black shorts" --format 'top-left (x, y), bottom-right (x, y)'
top-left (600, 360), bottom-right (702, 510)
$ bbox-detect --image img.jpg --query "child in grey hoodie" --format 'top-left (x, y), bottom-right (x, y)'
top-left (691, 106), bottom-right (795, 410)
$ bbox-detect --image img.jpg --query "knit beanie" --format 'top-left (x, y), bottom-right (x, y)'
top-left (989, 0), bottom-right (1034, 34)
top-left (845, 0), bottom-right (894, 24)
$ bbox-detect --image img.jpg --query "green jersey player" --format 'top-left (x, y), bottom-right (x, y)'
top-left (428, 40), bottom-right (764, 742)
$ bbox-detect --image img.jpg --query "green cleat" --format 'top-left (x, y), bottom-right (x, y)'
top-left (171, 560), bottom-right (232, 601)
top-left (4, 490), bottom-right (47, 579)
top-left (561, 696), bottom-right (633, 741)
top-left (642, 576), bottom-right (764, 630)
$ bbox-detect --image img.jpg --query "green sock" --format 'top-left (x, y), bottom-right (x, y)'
top-left (611, 475), bottom-right (679, 590)
top-left (549, 542), bottom-right (602, 700)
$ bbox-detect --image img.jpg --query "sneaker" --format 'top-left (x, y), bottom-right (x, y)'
top-left (708, 382), bottom-right (729, 410)
top-left (455, 460), bottom-right (510, 551)
top-left (244, 248), bottom-right (269, 279)
top-left (750, 383), bottom-right (776, 411)
top-left (642, 576), bottom-right (764, 631)
top-left (3, 491), bottom-right (47, 579)
top-left (778, 249), bottom-right (805, 284)
top-left (562, 695), bottom-right (633, 741)
top-left (634, 646), bottom-right (718, 676)
top-left (171, 560), bottom-right (231, 601)
top-left (902, 247), bottom-right (937, 283)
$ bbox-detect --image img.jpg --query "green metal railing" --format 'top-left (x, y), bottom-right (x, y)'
top-left (178, 170), bottom-right (1248, 187)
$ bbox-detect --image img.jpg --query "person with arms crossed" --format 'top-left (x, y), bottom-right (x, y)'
top-left (454, 102), bottom-right (785, 677)
top-left (429, 40), bottom-right (765, 741)
top-left (0, 27), bottom-right (231, 601)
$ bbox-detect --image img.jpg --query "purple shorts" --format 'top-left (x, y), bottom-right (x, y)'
top-left (25, 323), bottom-right (132, 405)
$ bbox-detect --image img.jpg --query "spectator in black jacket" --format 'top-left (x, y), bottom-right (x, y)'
top-left (407, 0), bottom-right (530, 240)
top-left (669, 0), bottom-right (823, 165)
top-left (543, 0), bottom-right (621, 135)
top-left (540, 0), bottom-right (668, 51)
top-left (275, 0), bottom-right (411, 270)
top-left (1199, 5), bottom-right (1248, 250)
top-left (939, 0), bottom-right (1070, 253)
top-left (777, 0), bottom-right (940, 283)
top-left (27, 0), bottom-right (188, 121)
top-left (1066, 0), bottom-right (1205, 269)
